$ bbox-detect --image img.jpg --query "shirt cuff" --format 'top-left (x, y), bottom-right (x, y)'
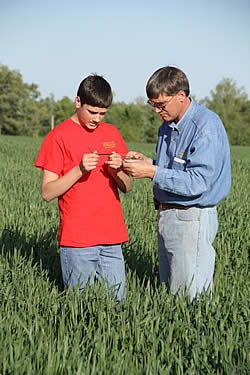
top-left (153, 166), bottom-right (166, 185)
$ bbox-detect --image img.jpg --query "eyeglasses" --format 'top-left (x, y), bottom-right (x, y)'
top-left (147, 95), bottom-right (176, 111)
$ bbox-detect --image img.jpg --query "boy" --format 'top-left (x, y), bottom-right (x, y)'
top-left (35, 74), bottom-right (131, 300)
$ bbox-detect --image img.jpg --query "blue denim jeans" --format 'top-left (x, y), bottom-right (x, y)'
top-left (158, 206), bottom-right (218, 300)
top-left (60, 244), bottom-right (125, 301)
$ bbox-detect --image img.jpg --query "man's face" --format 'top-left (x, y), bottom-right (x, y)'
top-left (75, 97), bottom-right (108, 130)
top-left (149, 92), bottom-right (185, 123)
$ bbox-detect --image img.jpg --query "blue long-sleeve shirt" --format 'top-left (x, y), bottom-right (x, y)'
top-left (152, 99), bottom-right (231, 207)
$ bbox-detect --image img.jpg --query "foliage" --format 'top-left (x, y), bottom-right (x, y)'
top-left (0, 137), bottom-right (249, 374)
top-left (0, 65), bottom-right (249, 145)
top-left (105, 102), bottom-right (161, 143)
top-left (200, 78), bottom-right (250, 145)
top-left (39, 94), bottom-right (75, 135)
top-left (0, 65), bottom-right (45, 136)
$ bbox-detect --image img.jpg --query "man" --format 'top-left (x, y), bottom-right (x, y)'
top-left (123, 66), bottom-right (231, 300)
top-left (35, 74), bottom-right (131, 301)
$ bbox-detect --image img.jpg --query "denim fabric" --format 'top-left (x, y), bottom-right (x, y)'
top-left (157, 206), bottom-right (218, 300)
top-left (60, 244), bottom-right (125, 301)
top-left (153, 99), bottom-right (231, 207)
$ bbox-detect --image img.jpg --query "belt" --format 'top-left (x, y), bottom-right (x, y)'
top-left (159, 202), bottom-right (197, 210)
top-left (154, 198), bottom-right (199, 210)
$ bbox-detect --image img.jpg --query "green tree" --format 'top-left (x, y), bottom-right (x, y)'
top-left (39, 95), bottom-right (74, 135)
top-left (200, 78), bottom-right (250, 145)
top-left (0, 64), bottom-right (44, 136)
top-left (54, 96), bottom-right (75, 124)
top-left (39, 94), bottom-right (57, 135)
top-left (105, 101), bottom-right (160, 143)
top-left (1, 64), bottom-right (248, 145)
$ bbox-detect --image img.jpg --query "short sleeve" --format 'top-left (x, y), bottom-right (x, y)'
top-left (34, 131), bottom-right (64, 176)
top-left (113, 127), bottom-right (129, 155)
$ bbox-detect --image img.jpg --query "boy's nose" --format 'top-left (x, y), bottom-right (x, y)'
top-left (93, 114), bottom-right (102, 122)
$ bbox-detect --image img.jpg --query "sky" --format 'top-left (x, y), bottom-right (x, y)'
top-left (1, 0), bottom-right (250, 103)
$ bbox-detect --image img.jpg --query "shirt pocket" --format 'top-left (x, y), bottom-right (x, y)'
top-left (171, 157), bottom-right (188, 171)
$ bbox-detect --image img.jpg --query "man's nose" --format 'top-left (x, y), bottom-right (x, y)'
top-left (155, 107), bottom-right (162, 113)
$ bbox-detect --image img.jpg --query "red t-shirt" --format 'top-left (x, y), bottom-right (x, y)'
top-left (35, 118), bottom-right (129, 247)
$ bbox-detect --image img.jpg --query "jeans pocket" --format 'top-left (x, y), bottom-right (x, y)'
top-left (176, 207), bottom-right (200, 221)
top-left (208, 209), bottom-right (218, 243)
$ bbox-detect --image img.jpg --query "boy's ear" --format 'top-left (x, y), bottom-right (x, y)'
top-left (75, 96), bottom-right (81, 109)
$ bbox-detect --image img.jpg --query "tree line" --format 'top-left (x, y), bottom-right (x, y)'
top-left (0, 64), bottom-right (249, 145)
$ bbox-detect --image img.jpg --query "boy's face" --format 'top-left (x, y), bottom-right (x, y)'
top-left (74, 96), bottom-right (108, 130)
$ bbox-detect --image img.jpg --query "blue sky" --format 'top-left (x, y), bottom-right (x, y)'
top-left (1, 0), bottom-right (249, 103)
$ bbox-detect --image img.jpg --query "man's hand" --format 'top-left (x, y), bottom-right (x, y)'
top-left (125, 151), bottom-right (146, 160)
top-left (123, 153), bottom-right (156, 179)
top-left (80, 151), bottom-right (99, 173)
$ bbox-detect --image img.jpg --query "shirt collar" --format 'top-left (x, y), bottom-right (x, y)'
top-left (167, 98), bottom-right (196, 134)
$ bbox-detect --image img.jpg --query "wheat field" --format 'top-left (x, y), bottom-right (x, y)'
top-left (0, 136), bottom-right (249, 374)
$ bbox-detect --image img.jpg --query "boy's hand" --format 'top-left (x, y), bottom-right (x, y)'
top-left (80, 151), bottom-right (99, 173)
top-left (105, 152), bottom-right (123, 173)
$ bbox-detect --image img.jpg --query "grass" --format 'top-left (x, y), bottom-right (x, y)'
top-left (0, 136), bottom-right (249, 374)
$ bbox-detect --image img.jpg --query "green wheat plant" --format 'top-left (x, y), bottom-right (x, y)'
top-left (0, 136), bottom-right (249, 374)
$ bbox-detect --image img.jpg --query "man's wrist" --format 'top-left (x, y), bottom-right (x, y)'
top-left (149, 165), bottom-right (156, 179)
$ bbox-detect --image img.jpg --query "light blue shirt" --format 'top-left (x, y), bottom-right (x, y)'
top-left (153, 99), bottom-right (231, 207)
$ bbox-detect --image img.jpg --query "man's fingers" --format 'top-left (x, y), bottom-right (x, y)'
top-left (126, 151), bottom-right (144, 160)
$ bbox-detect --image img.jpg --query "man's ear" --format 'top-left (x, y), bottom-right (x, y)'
top-left (177, 90), bottom-right (186, 103)
top-left (75, 96), bottom-right (81, 109)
